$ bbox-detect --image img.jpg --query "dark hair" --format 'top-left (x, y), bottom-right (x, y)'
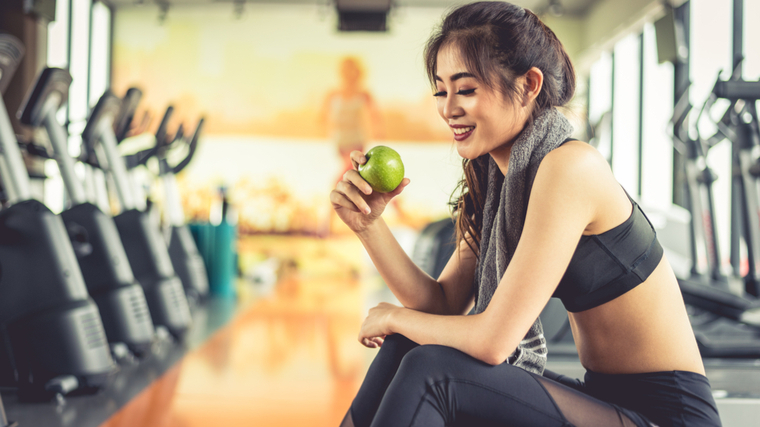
top-left (424, 1), bottom-right (576, 256)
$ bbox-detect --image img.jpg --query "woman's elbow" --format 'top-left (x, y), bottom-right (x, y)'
top-left (478, 348), bottom-right (511, 366)
top-left (471, 337), bottom-right (514, 366)
top-left (471, 316), bottom-right (516, 365)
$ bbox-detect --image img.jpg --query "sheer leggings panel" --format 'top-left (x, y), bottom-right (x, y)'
top-left (348, 334), bottom-right (654, 427)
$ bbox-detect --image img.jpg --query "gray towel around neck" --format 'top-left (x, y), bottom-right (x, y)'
top-left (472, 108), bottom-right (574, 375)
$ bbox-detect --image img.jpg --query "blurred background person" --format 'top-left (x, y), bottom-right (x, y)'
top-left (319, 57), bottom-right (385, 236)
top-left (320, 56), bottom-right (385, 182)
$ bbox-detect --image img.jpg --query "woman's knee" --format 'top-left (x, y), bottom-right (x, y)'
top-left (396, 344), bottom-right (466, 379)
top-left (375, 334), bottom-right (418, 360)
top-left (382, 334), bottom-right (416, 349)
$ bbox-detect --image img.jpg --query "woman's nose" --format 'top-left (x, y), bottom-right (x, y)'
top-left (443, 95), bottom-right (463, 119)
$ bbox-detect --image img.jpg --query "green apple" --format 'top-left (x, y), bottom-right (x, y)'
top-left (358, 145), bottom-right (405, 193)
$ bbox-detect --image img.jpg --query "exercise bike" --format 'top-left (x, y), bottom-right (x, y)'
top-left (0, 36), bottom-right (114, 401)
top-left (17, 68), bottom-right (156, 361)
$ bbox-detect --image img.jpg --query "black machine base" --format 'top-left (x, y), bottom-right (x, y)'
top-left (0, 200), bottom-right (115, 398)
top-left (143, 276), bottom-right (193, 339)
top-left (91, 284), bottom-right (155, 358)
top-left (61, 203), bottom-right (155, 356)
top-left (5, 300), bottom-right (115, 400)
top-left (169, 224), bottom-right (209, 307)
top-left (113, 209), bottom-right (192, 339)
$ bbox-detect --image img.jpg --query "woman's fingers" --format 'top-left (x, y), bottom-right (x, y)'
top-left (359, 336), bottom-right (384, 348)
top-left (334, 180), bottom-right (372, 215)
top-left (360, 337), bottom-right (377, 348)
top-left (343, 169), bottom-right (373, 196)
top-left (350, 150), bottom-right (368, 170)
top-left (359, 337), bottom-right (385, 348)
top-left (329, 190), bottom-right (361, 213)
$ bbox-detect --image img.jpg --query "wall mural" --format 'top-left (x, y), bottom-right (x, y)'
top-left (112, 3), bottom-right (463, 239)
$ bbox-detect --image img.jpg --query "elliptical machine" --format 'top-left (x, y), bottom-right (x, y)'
top-left (81, 91), bottom-right (192, 340)
top-left (114, 91), bottom-right (209, 306)
top-left (0, 35), bottom-right (114, 400)
top-left (160, 118), bottom-right (210, 306)
top-left (17, 68), bottom-right (156, 360)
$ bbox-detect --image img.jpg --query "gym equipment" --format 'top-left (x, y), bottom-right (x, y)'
top-left (119, 99), bottom-right (212, 298)
top-left (411, 217), bottom-right (456, 280)
top-left (0, 34), bottom-right (21, 427)
top-left (161, 118), bottom-right (210, 305)
top-left (666, 66), bottom-right (760, 357)
top-left (0, 36), bottom-right (114, 400)
top-left (110, 100), bottom-right (173, 214)
top-left (113, 94), bottom-right (209, 304)
top-left (115, 87), bottom-right (142, 143)
top-left (18, 67), bottom-right (155, 359)
top-left (81, 91), bottom-right (192, 340)
top-left (721, 78), bottom-right (760, 298)
top-left (671, 81), bottom-right (727, 285)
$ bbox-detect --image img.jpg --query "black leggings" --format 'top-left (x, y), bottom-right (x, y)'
top-left (348, 335), bottom-right (721, 427)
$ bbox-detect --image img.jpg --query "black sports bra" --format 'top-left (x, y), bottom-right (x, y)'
top-left (552, 193), bottom-right (664, 312)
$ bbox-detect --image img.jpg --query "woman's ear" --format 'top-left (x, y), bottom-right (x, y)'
top-left (521, 67), bottom-right (544, 106)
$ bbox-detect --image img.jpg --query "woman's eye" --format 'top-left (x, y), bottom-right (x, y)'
top-left (434, 88), bottom-right (474, 97)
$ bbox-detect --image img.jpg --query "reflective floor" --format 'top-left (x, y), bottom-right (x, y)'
top-left (3, 234), bottom-right (760, 427)
top-left (100, 235), bottom-right (379, 427)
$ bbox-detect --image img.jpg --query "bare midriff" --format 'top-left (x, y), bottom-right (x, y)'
top-left (568, 257), bottom-right (706, 376)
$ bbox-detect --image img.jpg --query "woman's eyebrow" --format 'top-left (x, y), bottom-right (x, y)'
top-left (435, 72), bottom-right (477, 82)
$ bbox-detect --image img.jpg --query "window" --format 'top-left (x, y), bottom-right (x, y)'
top-left (640, 22), bottom-right (674, 211)
top-left (689, 0), bottom-right (733, 270)
top-left (89, 1), bottom-right (111, 107)
top-left (611, 33), bottom-right (641, 195)
top-left (745, 0), bottom-right (760, 79)
top-left (588, 52), bottom-right (613, 164)
top-left (43, 0), bottom-right (112, 212)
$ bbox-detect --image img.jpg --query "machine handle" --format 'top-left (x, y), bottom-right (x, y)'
top-left (714, 80), bottom-right (760, 101)
top-left (0, 33), bottom-right (24, 94)
top-left (114, 87), bottom-right (143, 142)
top-left (154, 106), bottom-right (174, 150)
top-left (17, 68), bottom-right (71, 128)
top-left (172, 118), bottom-right (204, 175)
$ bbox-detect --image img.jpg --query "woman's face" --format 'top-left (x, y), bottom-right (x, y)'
top-left (434, 45), bottom-right (528, 162)
top-left (341, 59), bottom-right (362, 85)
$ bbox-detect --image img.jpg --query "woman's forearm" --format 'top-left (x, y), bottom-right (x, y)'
top-left (356, 218), bottom-right (449, 314)
top-left (388, 307), bottom-right (517, 366)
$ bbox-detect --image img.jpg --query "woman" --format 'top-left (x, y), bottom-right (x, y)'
top-left (329, 2), bottom-right (722, 426)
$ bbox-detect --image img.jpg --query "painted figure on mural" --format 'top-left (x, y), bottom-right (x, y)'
top-left (320, 57), bottom-right (385, 182)
top-left (319, 57), bottom-right (385, 237)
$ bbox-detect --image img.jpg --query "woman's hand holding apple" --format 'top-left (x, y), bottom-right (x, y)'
top-left (330, 149), bottom-right (409, 233)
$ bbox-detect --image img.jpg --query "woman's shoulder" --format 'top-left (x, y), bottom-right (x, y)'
top-left (541, 140), bottom-right (610, 179)
top-left (535, 140), bottom-right (619, 203)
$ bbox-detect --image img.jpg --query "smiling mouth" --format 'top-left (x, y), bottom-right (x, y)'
top-left (452, 126), bottom-right (475, 141)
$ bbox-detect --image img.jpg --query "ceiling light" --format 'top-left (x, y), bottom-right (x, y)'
top-left (548, 0), bottom-right (564, 17)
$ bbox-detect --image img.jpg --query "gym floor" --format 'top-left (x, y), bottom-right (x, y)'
top-left (4, 234), bottom-right (760, 427)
